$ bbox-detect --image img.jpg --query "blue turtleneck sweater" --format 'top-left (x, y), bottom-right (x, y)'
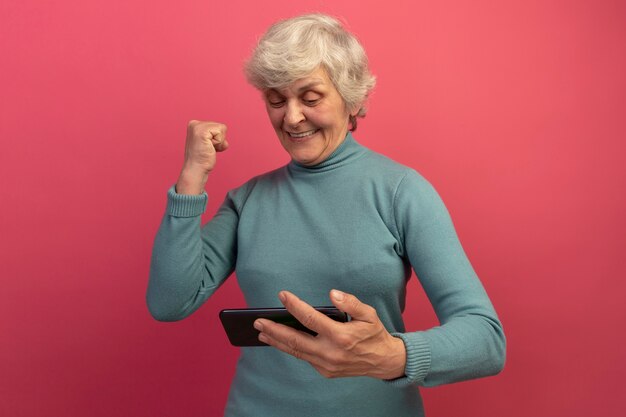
top-left (147, 133), bottom-right (505, 417)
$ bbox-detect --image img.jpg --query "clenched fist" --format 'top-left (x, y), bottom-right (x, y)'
top-left (176, 120), bottom-right (229, 195)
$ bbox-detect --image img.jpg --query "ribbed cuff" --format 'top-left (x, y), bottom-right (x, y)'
top-left (166, 185), bottom-right (208, 217)
top-left (385, 332), bottom-right (431, 387)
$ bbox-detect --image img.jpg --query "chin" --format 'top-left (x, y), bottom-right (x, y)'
top-left (281, 140), bottom-right (325, 165)
top-left (290, 151), bottom-right (322, 165)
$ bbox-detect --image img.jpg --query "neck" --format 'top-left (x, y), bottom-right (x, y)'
top-left (288, 132), bottom-right (367, 174)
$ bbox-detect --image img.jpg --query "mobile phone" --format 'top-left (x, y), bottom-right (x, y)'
top-left (219, 306), bottom-right (349, 347)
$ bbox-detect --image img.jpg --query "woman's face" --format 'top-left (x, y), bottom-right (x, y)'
top-left (264, 67), bottom-right (357, 166)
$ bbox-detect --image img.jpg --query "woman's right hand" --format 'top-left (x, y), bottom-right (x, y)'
top-left (176, 120), bottom-right (229, 195)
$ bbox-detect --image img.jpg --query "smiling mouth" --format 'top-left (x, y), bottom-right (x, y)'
top-left (287, 129), bottom-right (319, 138)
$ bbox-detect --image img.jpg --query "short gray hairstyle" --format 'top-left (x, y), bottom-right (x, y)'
top-left (244, 13), bottom-right (376, 131)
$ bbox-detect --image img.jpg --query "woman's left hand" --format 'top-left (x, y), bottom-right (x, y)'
top-left (253, 289), bottom-right (407, 380)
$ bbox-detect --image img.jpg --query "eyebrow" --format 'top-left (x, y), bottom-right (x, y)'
top-left (268, 79), bottom-right (325, 95)
top-left (296, 80), bottom-right (324, 92)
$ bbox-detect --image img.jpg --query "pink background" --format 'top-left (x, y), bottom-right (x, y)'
top-left (1, 0), bottom-right (625, 416)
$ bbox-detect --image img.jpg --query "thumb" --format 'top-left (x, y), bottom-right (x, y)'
top-left (330, 289), bottom-right (376, 323)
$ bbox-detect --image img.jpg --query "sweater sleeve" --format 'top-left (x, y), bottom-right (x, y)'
top-left (146, 185), bottom-right (239, 321)
top-left (387, 171), bottom-right (506, 387)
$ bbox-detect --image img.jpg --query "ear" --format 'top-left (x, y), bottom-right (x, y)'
top-left (349, 102), bottom-right (363, 117)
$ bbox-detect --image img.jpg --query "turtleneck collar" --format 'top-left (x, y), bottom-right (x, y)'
top-left (287, 132), bottom-right (367, 174)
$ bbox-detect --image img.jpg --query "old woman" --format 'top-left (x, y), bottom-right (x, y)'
top-left (147, 13), bottom-right (505, 417)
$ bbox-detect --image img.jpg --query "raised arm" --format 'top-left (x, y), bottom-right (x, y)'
top-left (146, 121), bottom-right (238, 321)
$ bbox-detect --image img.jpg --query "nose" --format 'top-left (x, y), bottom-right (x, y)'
top-left (283, 101), bottom-right (305, 127)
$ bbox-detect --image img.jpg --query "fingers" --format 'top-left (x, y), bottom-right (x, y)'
top-left (330, 289), bottom-right (377, 323)
top-left (255, 320), bottom-right (349, 378)
top-left (213, 138), bottom-right (229, 152)
top-left (254, 320), bottom-right (319, 361)
top-left (187, 120), bottom-right (229, 151)
top-left (182, 120), bottom-right (229, 176)
top-left (256, 291), bottom-right (396, 379)
top-left (207, 125), bottom-right (229, 152)
top-left (278, 291), bottom-right (341, 336)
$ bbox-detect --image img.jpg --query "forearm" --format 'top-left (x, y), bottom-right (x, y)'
top-left (147, 213), bottom-right (210, 321)
top-left (146, 186), bottom-right (236, 321)
top-left (422, 312), bottom-right (505, 385)
top-left (393, 307), bottom-right (505, 386)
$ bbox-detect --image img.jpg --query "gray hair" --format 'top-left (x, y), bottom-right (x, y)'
top-left (244, 13), bottom-right (376, 131)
